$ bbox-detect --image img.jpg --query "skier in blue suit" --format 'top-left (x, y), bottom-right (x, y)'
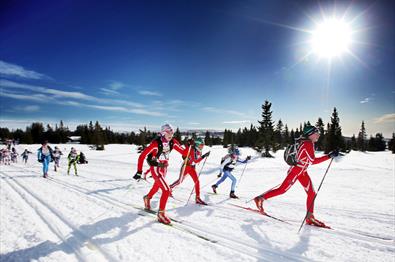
top-left (37, 141), bottom-right (53, 178)
top-left (212, 146), bottom-right (251, 198)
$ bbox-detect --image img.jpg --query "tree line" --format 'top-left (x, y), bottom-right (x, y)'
top-left (1, 100), bottom-right (394, 154)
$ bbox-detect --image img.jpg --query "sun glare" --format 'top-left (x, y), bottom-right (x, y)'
top-left (310, 18), bottom-right (352, 58)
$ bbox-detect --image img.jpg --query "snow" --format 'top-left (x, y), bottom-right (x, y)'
top-left (1, 144), bottom-right (394, 262)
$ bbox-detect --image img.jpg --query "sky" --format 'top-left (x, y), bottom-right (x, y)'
top-left (0, 0), bottom-right (394, 137)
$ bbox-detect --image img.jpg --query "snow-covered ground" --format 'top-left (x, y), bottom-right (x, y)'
top-left (1, 144), bottom-right (394, 261)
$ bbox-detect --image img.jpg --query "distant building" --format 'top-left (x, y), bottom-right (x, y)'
top-left (67, 136), bottom-right (81, 144)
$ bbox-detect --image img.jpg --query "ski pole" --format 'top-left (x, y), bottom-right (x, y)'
top-left (185, 156), bottom-right (208, 206)
top-left (297, 158), bottom-right (334, 233)
top-left (236, 160), bottom-right (248, 189)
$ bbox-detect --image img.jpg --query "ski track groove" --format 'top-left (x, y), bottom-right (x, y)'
top-left (0, 170), bottom-right (117, 262)
top-left (4, 165), bottom-right (311, 261)
top-left (5, 164), bottom-right (394, 260)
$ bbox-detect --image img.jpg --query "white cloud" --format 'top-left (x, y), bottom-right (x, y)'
top-left (138, 90), bottom-right (162, 96)
top-left (223, 120), bottom-right (252, 124)
top-left (374, 113), bottom-right (395, 123)
top-left (203, 106), bottom-right (246, 117)
top-left (100, 88), bottom-right (120, 96)
top-left (14, 105), bottom-right (40, 112)
top-left (360, 98), bottom-right (370, 104)
top-left (0, 80), bottom-right (164, 117)
top-left (100, 81), bottom-right (126, 96)
top-left (1, 80), bottom-right (94, 100)
top-left (188, 122), bottom-right (200, 125)
top-left (0, 60), bottom-right (48, 79)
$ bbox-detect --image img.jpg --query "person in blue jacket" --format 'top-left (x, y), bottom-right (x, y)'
top-left (212, 146), bottom-right (251, 198)
top-left (37, 141), bottom-right (53, 178)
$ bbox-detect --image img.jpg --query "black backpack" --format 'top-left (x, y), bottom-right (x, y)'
top-left (147, 137), bottom-right (174, 166)
top-left (283, 138), bottom-right (306, 166)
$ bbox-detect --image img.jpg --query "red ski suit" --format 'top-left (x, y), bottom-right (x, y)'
top-left (137, 137), bottom-right (184, 211)
top-left (262, 140), bottom-right (330, 213)
top-left (170, 146), bottom-right (205, 198)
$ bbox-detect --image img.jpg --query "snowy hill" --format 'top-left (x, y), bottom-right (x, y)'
top-left (1, 144), bottom-right (394, 261)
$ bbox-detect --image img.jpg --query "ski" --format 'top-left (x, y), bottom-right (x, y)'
top-left (228, 203), bottom-right (289, 224)
top-left (136, 207), bottom-right (218, 243)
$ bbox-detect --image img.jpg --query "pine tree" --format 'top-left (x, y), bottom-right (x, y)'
top-left (283, 124), bottom-right (290, 145)
top-left (357, 121), bottom-right (367, 152)
top-left (350, 134), bottom-right (357, 150)
top-left (324, 108), bottom-right (345, 153)
top-left (367, 133), bottom-right (386, 151)
top-left (315, 117), bottom-right (325, 151)
top-left (273, 119), bottom-right (284, 151)
top-left (94, 121), bottom-right (105, 150)
top-left (30, 122), bottom-right (45, 143)
top-left (257, 100), bottom-right (275, 157)
top-left (174, 127), bottom-right (182, 141)
top-left (204, 131), bottom-right (212, 146)
top-left (388, 133), bottom-right (395, 154)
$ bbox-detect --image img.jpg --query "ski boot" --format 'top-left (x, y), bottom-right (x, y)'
top-left (229, 191), bottom-right (239, 199)
top-left (195, 197), bottom-right (207, 205)
top-left (43, 173), bottom-right (48, 178)
top-left (254, 196), bottom-right (265, 213)
top-left (143, 195), bottom-right (151, 210)
top-left (211, 185), bottom-right (217, 194)
top-left (305, 213), bottom-right (330, 228)
top-left (157, 210), bottom-right (171, 225)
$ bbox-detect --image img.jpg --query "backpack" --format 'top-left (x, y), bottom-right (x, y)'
top-left (147, 137), bottom-right (174, 166)
top-left (283, 138), bottom-right (306, 166)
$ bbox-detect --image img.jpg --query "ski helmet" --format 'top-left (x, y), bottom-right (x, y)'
top-left (228, 145), bottom-right (240, 156)
top-left (303, 124), bottom-right (318, 137)
top-left (161, 123), bottom-right (174, 135)
top-left (194, 137), bottom-right (204, 147)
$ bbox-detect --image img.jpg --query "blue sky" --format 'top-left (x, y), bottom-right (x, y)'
top-left (0, 0), bottom-right (394, 137)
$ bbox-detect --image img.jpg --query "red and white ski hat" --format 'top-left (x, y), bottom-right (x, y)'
top-left (160, 123), bottom-right (174, 135)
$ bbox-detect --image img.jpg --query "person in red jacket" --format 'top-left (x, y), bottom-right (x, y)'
top-left (170, 138), bottom-right (210, 205)
top-left (253, 124), bottom-right (339, 227)
top-left (133, 123), bottom-right (185, 224)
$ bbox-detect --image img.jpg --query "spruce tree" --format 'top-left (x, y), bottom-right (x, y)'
top-left (257, 100), bottom-right (275, 157)
top-left (316, 117), bottom-right (325, 151)
top-left (174, 127), bottom-right (182, 142)
top-left (357, 121), bottom-right (367, 152)
top-left (274, 119), bottom-right (284, 150)
top-left (204, 131), bottom-right (212, 146)
top-left (388, 133), bottom-right (395, 153)
top-left (324, 108), bottom-right (345, 153)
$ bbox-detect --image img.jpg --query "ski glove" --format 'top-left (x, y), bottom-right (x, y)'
top-left (217, 172), bottom-right (222, 178)
top-left (133, 171), bottom-right (142, 180)
top-left (202, 151), bottom-right (210, 159)
top-left (38, 159), bottom-right (43, 163)
top-left (157, 162), bottom-right (168, 168)
top-left (328, 149), bottom-right (339, 158)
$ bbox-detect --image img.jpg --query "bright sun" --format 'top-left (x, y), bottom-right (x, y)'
top-left (311, 18), bottom-right (352, 58)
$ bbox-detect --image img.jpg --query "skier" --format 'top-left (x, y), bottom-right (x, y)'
top-left (67, 147), bottom-right (79, 176)
top-left (11, 147), bottom-right (18, 163)
top-left (133, 123), bottom-right (185, 225)
top-left (253, 124), bottom-right (339, 227)
top-left (21, 149), bottom-right (32, 164)
top-left (2, 148), bottom-right (10, 165)
top-left (78, 151), bottom-right (88, 164)
top-left (52, 146), bottom-right (63, 171)
top-left (37, 141), bottom-right (53, 178)
top-left (211, 146), bottom-right (251, 199)
top-left (170, 138), bottom-right (210, 205)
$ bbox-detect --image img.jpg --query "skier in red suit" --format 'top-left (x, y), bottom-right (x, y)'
top-left (133, 123), bottom-right (185, 225)
top-left (253, 124), bottom-right (339, 227)
top-left (170, 137), bottom-right (210, 205)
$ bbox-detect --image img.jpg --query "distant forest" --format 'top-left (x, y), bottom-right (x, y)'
top-left (1, 100), bottom-right (394, 154)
